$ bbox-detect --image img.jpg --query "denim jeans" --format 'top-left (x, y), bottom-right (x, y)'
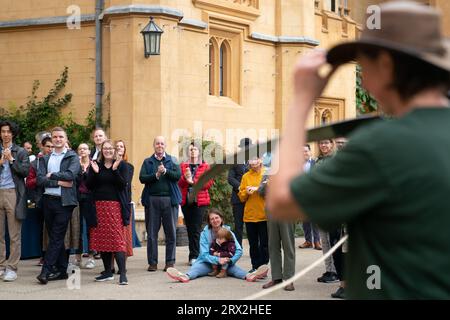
top-left (302, 222), bottom-right (320, 243)
top-left (187, 261), bottom-right (247, 280)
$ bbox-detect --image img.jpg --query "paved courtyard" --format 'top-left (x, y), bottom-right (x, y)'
top-left (0, 237), bottom-right (338, 300)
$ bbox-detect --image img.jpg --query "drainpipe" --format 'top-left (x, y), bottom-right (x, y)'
top-left (95, 0), bottom-right (104, 127)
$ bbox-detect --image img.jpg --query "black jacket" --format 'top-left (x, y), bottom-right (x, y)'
top-left (0, 144), bottom-right (30, 220)
top-left (76, 166), bottom-right (97, 228)
top-left (86, 161), bottom-right (131, 226)
top-left (227, 164), bottom-right (248, 205)
top-left (36, 149), bottom-right (80, 207)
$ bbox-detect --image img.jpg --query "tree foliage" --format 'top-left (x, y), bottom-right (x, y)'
top-left (0, 67), bottom-right (107, 151)
top-left (356, 65), bottom-right (379, 114)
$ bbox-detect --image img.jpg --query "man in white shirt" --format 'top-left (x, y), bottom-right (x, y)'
top-left (36, 127), bottom-right (81, 284)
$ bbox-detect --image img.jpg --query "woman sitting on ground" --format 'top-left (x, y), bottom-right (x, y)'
top-left (166, 208), bottom-right (269, 283)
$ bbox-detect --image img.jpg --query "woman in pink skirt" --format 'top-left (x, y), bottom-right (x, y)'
top-left (87, 139), bottom-right (131, 285)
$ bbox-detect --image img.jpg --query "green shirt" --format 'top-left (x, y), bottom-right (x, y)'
top-left (290, 108), bottom-right (450, 299)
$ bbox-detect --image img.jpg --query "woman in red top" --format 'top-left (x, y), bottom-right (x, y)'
top-left (178, 141), bottom-right (213, 265)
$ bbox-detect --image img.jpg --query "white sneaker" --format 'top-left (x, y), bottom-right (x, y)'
top-left (166, 267), bottom-right (190, 283)
top-left (246, 265), bottom-right (269, 282)
top-left (3, 269), bottom-right (17, 282)
top-left (84, 259), bottom-right (96, 269)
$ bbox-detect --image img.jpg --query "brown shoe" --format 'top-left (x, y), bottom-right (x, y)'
top-left (284, 283), bottom-right (295, 291)
top-left (262, 279), bottom-right (282, 289)
top-left (314, 242), bottom-right (322, 250)
top-left (216, 269), bottom-right (227, 278)
top-left (147, 264), bottom-right (157, 272)
top-left (298, 241), bottom-right (313, 249)
top-left (208, 266), bottom-right (219, 277)
top-left (163, 264), bottom-right (174, 272)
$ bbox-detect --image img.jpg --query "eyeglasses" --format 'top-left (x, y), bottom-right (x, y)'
top-left (103, 147), bottom-right (115, 151)
top-left (44, 145), bottom-right (53, 148)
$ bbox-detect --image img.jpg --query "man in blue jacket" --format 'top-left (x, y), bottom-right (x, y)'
top-left (140, 136), bottom-right (181, 272)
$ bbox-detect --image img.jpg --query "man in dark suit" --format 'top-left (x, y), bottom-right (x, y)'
top-left (90, 128), bottom-right (107, 160)
top-left (299, 144), bottom-right (321, 250)
top-left (227, 137), bottom-right (253, 247)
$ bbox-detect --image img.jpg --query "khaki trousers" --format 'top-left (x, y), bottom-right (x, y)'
top-left (267, 219), bottom-right (296, 281)
top-left (0, 189), bottom-right (21, 271)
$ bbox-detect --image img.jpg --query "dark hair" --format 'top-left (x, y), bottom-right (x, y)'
top-left (206, 208), bottom-right (224, 229)
top-left (305, 144), bottom-right (311, 151)
top-left (0, 120), bottom-right (19, 139)
top-left (189, 140), bottom-right (202, 160)
top-left (41, 137), bottom-right (52, 146)
top-left (359, 46), bottom-right (450, 102)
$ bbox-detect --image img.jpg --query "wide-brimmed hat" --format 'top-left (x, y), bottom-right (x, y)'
top-left (327, 1), bottom-right (450, 72)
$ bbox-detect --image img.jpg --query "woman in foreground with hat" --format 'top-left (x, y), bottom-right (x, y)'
top-left (267, 0), bottom-right (450, 299)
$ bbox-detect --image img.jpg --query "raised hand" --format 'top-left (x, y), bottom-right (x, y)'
top-left (2, 148), bottom-right (13, 162)
top-left (90, 160), bottom-right (99, 173)
top-left (292, 50), bottom-right (336, 114)
top-left (185, 167), bottom-right (194, 184)
top-left (112, 154), bottom-right (122, 171)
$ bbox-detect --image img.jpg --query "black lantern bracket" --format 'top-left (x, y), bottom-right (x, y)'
top-left (141, 17), bottom-right (164, 58)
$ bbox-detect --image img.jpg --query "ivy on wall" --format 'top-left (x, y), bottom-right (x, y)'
top-left (0, 67), bottom-right (108, 150)
top-left (356, 65), bottom-right (378, 114)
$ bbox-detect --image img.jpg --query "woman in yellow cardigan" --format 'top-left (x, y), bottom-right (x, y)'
top-left (238, 157), bottom-right (269, 272)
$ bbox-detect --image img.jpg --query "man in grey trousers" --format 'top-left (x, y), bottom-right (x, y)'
top-left (140, 136), bottom-right (181, 272)
top-left (259, 157), bottom-right (296, 291)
